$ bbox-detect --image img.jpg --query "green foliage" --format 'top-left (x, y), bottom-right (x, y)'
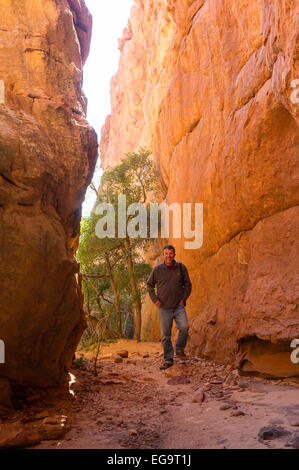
top-left (78, 212), bottom-right (119, 271)
top-left (101, 147), bottom-right (160, 205)
top-left (77, 148), bottom-right (160, 342)
top-left (73, 354), bottom-right (85, 369)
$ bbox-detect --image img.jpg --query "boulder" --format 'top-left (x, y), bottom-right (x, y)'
top-left (38, 415), bottom-right (71, 440)
top-left (0, 423), bottom-right (41, 448)
top-left (116, 350), bottom-right (129, 358)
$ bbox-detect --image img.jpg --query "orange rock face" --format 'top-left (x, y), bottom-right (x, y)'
top-left (0, 0), bottom-right (98, 390)
top-left (101, 0), bottom-right (299, 377)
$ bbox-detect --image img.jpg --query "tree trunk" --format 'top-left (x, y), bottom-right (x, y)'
top-left (104, 253), bottom-right (122, 337)
top-left (123, 238), bottom-right (142, 341)
top-left (96, 297), bottom-right (104, 317)
top-left (86, 283), bottom-right (91, 316)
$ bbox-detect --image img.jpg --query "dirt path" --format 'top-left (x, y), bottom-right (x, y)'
top-left (29, 340), bottom-right (299, 449)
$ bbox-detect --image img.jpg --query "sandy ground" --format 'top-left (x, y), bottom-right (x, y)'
top-left (29, 339), bottom-right (299, 450)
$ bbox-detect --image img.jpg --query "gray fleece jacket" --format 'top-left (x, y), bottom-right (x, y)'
top-left (146, 261), bottom-right (192, 309)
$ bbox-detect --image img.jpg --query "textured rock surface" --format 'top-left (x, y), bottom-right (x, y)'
top-left (0, 423), bottom-right (41, 448)
top-left (0, 378), bottom-right (14, 416)
top-left (100, 0), bottom-right (299, 377)
top-left (0, 0), bottom-right (98, 391)
top-left (38, 415), bottom-right (71, 440)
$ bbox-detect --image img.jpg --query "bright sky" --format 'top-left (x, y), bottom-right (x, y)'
top-left (82, 0), bottom-right (134, 216)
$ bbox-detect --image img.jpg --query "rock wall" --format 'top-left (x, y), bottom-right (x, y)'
top-left (101, 0), bottom-right (299, 377)
top-left (0, 0), bottom-right (98, 395)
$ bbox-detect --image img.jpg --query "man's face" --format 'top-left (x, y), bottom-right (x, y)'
top-left (163, 249), bottom-right (175, 266)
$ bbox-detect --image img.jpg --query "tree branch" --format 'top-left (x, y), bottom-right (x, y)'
top-left (82, 273), bottom-right (108, 279)
top-left (101, 295), bottom-right (114, 305)
top-left (89, 181), bottom-right (99, 197)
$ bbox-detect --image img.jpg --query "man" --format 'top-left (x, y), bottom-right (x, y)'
top-left (146, 245), bottom-right (192, 370)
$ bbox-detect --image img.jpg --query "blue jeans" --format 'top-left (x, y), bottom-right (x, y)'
top-left (158, 305), bottom-right (189, 362)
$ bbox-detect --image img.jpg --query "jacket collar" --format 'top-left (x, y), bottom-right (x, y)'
top-left (163, 260), bottom-right (177, 269)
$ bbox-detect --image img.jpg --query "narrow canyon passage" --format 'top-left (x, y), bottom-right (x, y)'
top-left (0, 0), bottom-right (298, 452)
top-left (26, 341), bottom-right (299, 450)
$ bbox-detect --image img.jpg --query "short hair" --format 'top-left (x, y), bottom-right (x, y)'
top-left (163, 244), bottom-right (176, 255)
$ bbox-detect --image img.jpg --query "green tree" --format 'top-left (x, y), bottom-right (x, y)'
top-left (78, 213), bottom-right (124, 337)
top-left (99, 148), bottom-right (159, 340)
top-left (78, 148), bottom-right (159, 342)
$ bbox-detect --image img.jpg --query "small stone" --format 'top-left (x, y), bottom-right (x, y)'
top-left (239, 379), bottom-right (250, 389)
top-left (128, 429), bottom-right (138, 438)
top-left (143, 353), bottom-right (150, 358)
top-left (192, 388), bottom-right (205, 403)
top-left (217, 438), bottom-right (227, 444)
top-left (110, 418), bottom-right (122, 426)
top-left (290, 437), bottom-right (299, 449)
top-left (210, 379), bottom-right (223, 384)
top-left (220, 404), bottom-right (232, 410)
top-left (165, 367), bottom-right (182, 378)
top-left (258, 426), bottom-right (290, 440)
top-left (111, 355), bottom-right (123, 364)
top-left (167, 374), bottom-right (190, 385)
top-left (100, 379), bottom-right (126, 385)
top-left (116, 350), bottom-right (128, 358)
top-left (291, 421), bottom-right (299, 427)
top-left (224, 370), bottom-right (239, 386)
top-left (143, 377), bottom-right (155, 382)
top-left (230, 410), bottom-right (245, 416)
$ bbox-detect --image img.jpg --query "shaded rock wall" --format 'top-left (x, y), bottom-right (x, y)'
top-left (0, 0), bottom-right (98, 390)
top-left (100, 0), bottom-right (299, 377)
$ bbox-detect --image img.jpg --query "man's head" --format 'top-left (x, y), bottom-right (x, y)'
top-left (163, 245), bottom-right (175, 266)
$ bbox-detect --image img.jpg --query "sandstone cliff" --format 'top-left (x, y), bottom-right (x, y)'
top-left (101, 0), bottom-right (299, 377)
top-left (0, 0), bottom-right (98, 398)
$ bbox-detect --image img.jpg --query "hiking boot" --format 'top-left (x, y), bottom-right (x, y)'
top-left (175, 350), bottom-right (187, 358)
top-left (159, 361), bottom-right (174, 370)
